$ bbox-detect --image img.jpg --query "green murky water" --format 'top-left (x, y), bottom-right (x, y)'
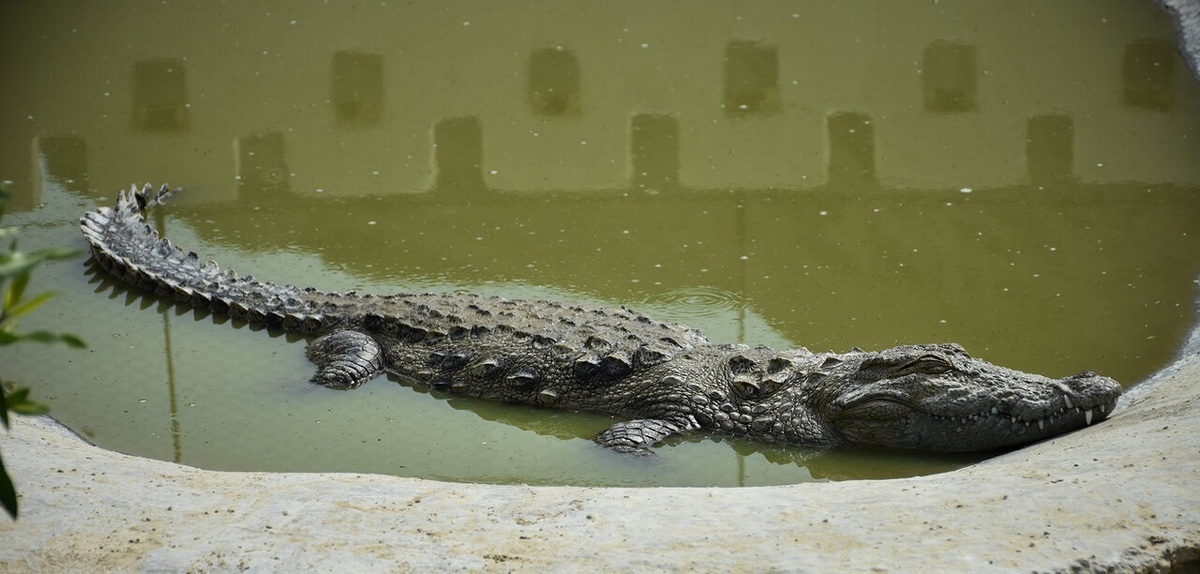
top-left (2, 1), bottom-right (1199, 486)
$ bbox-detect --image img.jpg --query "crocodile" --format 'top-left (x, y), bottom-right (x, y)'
top-left (80, 184), bottom-right (1122, 454)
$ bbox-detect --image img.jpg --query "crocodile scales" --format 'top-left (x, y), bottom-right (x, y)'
top-left (80, 184), bottom-right (1123, 454)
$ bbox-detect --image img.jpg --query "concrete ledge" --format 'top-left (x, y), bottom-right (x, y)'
top-left (1, 344), bottom-right (1198, 572)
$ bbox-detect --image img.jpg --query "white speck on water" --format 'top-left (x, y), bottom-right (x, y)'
top-left (739, 255), bottom-right (749, 260)
top-left (138, 399), bottom-right (147, 404)
top-left (489, 170), bottom-right (498, 175)
top-left (960, 187), bottom-right (972, 193)
top-left (367, 220), bottom-right (377, 225)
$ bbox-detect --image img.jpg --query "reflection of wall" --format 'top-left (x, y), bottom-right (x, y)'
top-left (1, 0), bottom-right (1198, 203)
top-left (332, 51), bottom-right (385, 129)
top-left (132, 58), bottom-right (191, 132)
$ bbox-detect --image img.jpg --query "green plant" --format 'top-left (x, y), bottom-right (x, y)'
top-left (0, 187), bottom-right (84, 519)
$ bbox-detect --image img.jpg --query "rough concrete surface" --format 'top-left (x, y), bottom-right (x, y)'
top-left (4, 2), bottom-right (1200, 571)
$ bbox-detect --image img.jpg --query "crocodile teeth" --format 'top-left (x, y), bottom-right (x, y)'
top-left (1064, 396), bottom-right (1074, 410)
top-left (1085, 409), bottom-right (1094, 425)
top-left (1038, 420), bottom-right (1045, 430)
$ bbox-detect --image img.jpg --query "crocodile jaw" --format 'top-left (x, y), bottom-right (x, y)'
top-left (825, 369), bottom-right (1123, 452)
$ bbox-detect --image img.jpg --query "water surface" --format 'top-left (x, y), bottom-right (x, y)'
top-left (2, 0), bottom-right (1199, 486)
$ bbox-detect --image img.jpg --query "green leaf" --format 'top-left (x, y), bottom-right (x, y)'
top-left (4, 290), bottom-right (55, 321)
top-left (4, 272), bottom-right (31, 311)
top-left (58, 333), bottom-right (86, 348)
top-left (4, 387), bottom-right (48, 416)
top-left (0, 457), bottom-right (16, 520)
top-left (0, 254), bottom-right (38, 281)
top-left (30, 247), bottom-right (82, 261)
top-left (0, 385), bottom-right (9, 429)
top-left (0, 249), bottom-right (80, 282)
top-left (4, 330), bottom-right (86, 347)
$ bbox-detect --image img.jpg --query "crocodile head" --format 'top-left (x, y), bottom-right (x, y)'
top-left (813, 343), bottom-right (1122, 451)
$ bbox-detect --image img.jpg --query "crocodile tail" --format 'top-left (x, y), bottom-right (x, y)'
top-left (80, 184), bottom-right (327, 333)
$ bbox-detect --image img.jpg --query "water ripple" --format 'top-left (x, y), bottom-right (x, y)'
top-left (643, 285), bottom-right (745, 322)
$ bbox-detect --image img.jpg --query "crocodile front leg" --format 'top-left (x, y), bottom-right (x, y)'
top-left (595, 418), bottom-right (697, 455)
top-left (306, 329), bottom-right (384, 389)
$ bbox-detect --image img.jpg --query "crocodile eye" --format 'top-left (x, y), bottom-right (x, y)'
top-left (732, 377), bottom-right (764, 400)
top-left (891, 354), bottom-right (953, 378)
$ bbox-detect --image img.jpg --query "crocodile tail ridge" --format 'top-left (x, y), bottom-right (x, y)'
top-left (80, 184), bottom-right (327, 332)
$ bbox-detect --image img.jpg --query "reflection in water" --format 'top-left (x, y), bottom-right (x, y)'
top-left (34, 136), bottom-right (89, 204)
top-left (528, 47), bottom-right (582, 117)
top-left (724, 40), bottom-right (780, 116)
top-left (132, 58), bottom-right (190, 132)
top-left (826, 112), bottom-right (877, 187)
top-left (1123, 39), bottom-right (1177, 111)
top-left (922, 42), bottom-right (978, 113)
top-left (630, 113), bottom-right (679, 193)
top-left (235, 132), bottom-right (291, 197)
top-left (434, 116), bottom-right (485, 192)
top-left (1026, 115), bottom-right (1075, 184)
top-left (331, 51), bottom-right (384, 129)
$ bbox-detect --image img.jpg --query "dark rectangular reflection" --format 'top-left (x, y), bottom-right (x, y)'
top-left (132, 58), bottom-right (190, 131)
top-left (1026, 115), bottom-right (1074, 184)
top-left (630, 114), bottom-right (679, 193)
top-left (826, 112), bottom-right (877, 187)
top-left (434, 116), bottom-right (485, 193)
top-left (923, 42), bottom-right (977, 113)
top-left (235, 132), bottom-right (290, 198)
top-left (34, 135), bottom-right (89, 193)
top-left (1123, 39), bottom-right (1176, 111)
top-left (724, 40), bottom-right (780, 117)
top-left (332, 51), bottom-right (384, 128)
top-left (528, 48), bottom-right (581, 117)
